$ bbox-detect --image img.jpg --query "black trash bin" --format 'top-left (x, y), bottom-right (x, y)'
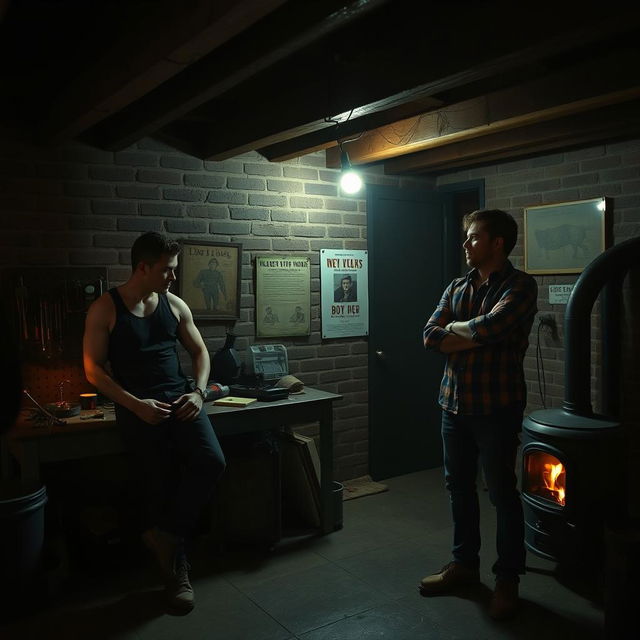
top-left (0, 480), bottom-right (48, 613)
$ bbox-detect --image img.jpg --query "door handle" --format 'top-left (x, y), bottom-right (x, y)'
top-left (375, 349), bottom-right (385, 361)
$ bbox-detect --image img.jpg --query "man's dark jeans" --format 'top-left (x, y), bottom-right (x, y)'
top-left (118, 405), bottom-right (226, 540)
top-left (441, 407), bottom-right (525, 580)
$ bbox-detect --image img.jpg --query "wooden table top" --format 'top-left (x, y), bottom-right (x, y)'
top-left (9, 387), bottom-right (343, 441)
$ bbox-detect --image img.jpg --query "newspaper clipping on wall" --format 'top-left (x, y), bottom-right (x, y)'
top-left (256, 255), bottom-right (311, 337)
top-left (321, 249), bottom-right (368, 338)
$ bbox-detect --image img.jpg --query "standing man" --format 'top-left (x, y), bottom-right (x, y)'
top-left (83, 232), bottom-right (226, 613)
top-left (421, 209), bottom-right (537, 620)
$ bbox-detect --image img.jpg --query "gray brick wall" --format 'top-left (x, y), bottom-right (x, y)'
top-left (437, 140), bottom-right (640, 517)
top-left (0, 140), bottom-right (432, 482)
top-left (2, 136), bottom-right (638, 496)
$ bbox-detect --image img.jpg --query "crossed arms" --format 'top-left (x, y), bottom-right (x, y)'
top-left (423, 278), bottom-right (537, 354)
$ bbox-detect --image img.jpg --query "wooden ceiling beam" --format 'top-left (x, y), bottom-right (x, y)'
top-left (42, 0), bottom-right (287, 143)
top-left (258, 97), bottom-right (444, 162)
top-left (82, 0), bottom-right (392, 152)
top-left (190, 9), bottom-right (640, 161)
top-left (324, 47), bottom-right (640, 169)
top-left (381, 99), bottom-right (640, 174)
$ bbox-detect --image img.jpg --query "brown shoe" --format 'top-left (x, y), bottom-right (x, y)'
top-left (489, 578), bottom-right (519, 620)
top-left (419, 561), bottom-right (480, 596)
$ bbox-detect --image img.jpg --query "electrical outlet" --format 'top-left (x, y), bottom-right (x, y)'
top-left (538, 314), bottom-right (559, 341)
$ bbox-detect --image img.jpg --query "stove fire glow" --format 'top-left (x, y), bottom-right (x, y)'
top-left (524, 451), bottom-right (566, 506)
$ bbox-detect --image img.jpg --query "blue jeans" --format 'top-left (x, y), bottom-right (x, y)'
top-left (441, 407), bottom-right (525, 580)
top-left (118, 405), bottom-right (226, 540)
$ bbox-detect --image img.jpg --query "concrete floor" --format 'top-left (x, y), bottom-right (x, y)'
top-left (2, 467), bottom-right (606, 639)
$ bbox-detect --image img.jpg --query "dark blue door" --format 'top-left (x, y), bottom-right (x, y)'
top-left (367, 184), bottom-right (472, 479)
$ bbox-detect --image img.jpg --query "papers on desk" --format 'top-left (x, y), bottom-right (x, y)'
top-left (213, 396), bottom-right (257, 408)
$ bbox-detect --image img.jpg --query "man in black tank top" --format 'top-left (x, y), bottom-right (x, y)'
top-left (83, 232), bottom-right (225, 613)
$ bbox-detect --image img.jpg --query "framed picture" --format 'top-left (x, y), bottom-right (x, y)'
top-left (524, 197), bottom-right (610, 274)
top-left (255, 255), bottom-right (311, 337)
top-left (176, 240), bottom-right (242, 319)
top-left (321, 249), bottom-right (369, 338)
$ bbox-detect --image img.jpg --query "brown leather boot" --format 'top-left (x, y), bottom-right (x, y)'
top-left (419, 561), bottom-right (480, 596)
top-left (489, 578), bottom-right (519, 620)
top-left (142, 528), bottom-right (195, 612)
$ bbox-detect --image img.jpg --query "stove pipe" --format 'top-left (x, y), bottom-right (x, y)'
top-left (563, 235), bottom-right (640, 416)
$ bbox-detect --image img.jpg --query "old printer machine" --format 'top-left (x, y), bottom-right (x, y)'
top-left (230, 344), bottom-right (290, 401)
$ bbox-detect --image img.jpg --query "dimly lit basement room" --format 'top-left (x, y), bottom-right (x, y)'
top-left (1, 1), bottom-right (639, 638)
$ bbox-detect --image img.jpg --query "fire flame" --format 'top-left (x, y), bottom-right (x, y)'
top-left (542, 462), bottom-right (566, 506)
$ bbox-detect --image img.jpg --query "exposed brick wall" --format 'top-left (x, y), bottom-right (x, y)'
top-left (3, 135), bottom-right (638, 500)
top-left (437, 140), bottom-right (640, 517)
top-left (0, 137), bottom-right (434, 481)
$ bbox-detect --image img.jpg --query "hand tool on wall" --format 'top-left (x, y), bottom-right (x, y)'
top-left (22, 388), bottom-right (66, 427)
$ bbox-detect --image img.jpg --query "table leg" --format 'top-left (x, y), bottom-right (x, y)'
top-left (319, 402), bottom-right (334, 534)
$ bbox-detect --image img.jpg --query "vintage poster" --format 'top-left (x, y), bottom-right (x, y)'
top-left (321, 249), bottom-right (369, 339)
top-left (256, 255), bottom-right (311, 337)
top-left (177, 240), bottom-right (242, 320)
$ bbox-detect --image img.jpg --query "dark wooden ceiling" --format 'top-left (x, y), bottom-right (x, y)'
top-left (2, 0), bottom-right (640, 176)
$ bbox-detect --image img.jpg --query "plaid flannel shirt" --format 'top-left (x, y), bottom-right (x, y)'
top-left (423, 260), bottom-right (537, 415)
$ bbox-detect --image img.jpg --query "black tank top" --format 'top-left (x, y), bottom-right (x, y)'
top-left (108, 287), bottom-right (187, 401)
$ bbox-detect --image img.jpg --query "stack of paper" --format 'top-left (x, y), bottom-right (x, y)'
top-left (213, 396), bottom-right (257, 407)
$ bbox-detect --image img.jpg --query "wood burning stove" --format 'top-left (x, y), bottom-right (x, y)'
top-left (522, 411), bottom-right (623, 565)
top-left (521, 236), bottom-right (640, 568)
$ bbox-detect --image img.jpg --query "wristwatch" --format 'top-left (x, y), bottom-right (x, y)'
top-left (194, 386), bottom-right (207, 401)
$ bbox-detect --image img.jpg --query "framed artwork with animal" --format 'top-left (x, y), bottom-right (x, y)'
top-left (523, 197), bottom-right (611, 274)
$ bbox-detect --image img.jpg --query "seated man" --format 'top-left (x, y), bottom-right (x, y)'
top-left (83, 232), bottom-right (226, 613)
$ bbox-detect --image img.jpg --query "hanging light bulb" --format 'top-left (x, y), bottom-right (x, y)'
top-left (339, 149), bottom-right (362, 195)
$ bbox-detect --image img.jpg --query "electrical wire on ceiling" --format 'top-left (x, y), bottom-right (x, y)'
top-left (324, 107), bottom-right (365, 193)
top-left (324, 107), bottom-right (365, 148)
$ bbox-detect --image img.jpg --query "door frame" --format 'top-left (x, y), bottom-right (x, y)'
top-left (366, 180), bottom-right (484, 478)
top-left (438, 178), bottom-right (486, 273)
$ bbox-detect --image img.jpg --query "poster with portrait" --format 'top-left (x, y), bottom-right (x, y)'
top-left (256, 255), bottom-right (311, 337)
top-left (321, 249), bottom-right (368, 338)
top-left (177, 240), bottom-right (242, 320)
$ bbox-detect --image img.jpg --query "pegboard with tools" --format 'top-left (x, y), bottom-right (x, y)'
top-left (2, 267), bottom-right (108, 363)
top-left (1, 267), bottom-right (108, 414)
top-left (21, 361), bottom-right (94, 418)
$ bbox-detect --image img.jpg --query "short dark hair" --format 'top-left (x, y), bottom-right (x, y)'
top-left (208, 257), bottom-right (218, 267)
top-left (341, 275), bottom-right (352, 283)
top-left (463, 209), bottom-right (518, 256)
top-left (131, 232), bottom-right (180, 270)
